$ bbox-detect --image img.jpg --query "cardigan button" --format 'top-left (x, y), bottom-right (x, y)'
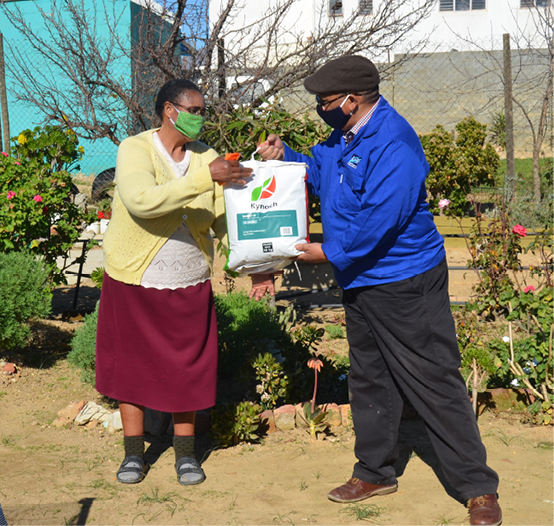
top-left (182, 214), bottom-right (188, 220)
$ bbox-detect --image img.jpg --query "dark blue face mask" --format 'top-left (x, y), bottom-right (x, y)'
top-left (316, 94), bottom-right (352, 130)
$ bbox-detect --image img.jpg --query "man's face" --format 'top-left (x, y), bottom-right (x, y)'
top-left (315, 93), bottom-right (350, 111)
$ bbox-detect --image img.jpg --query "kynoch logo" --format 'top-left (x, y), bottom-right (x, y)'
top-left (251, 175), bottom-right (278, 210)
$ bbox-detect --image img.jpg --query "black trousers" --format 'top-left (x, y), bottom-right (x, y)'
top-left (343, 258), bottom-right (499, 501)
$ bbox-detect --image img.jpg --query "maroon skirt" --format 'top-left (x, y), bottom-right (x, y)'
top-left (95, 273), bottom-right (218, 413)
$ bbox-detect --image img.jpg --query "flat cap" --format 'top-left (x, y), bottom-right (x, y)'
top-left (303, 55), bottom-right (379, 94)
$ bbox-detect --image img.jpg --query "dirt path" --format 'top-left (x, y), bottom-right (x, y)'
top-left (0, 359), bottom-right (552, 525)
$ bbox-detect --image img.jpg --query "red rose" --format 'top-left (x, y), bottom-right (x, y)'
top-left (512, 224), bottom-right (527, 237)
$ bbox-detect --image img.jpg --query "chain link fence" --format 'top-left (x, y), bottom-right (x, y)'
top-left (381, 37), bottom-right (553, 157)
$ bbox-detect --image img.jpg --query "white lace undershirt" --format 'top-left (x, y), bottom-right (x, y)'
top-left (140, 133), bottom-right (211, 290)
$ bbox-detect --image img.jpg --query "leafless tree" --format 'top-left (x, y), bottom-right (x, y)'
top-left (440, 5), bottom-right (553, 203)
top-left (514, 4), bottom-right (553, 203)
top-left (1, 0), bottom-right (436, 146)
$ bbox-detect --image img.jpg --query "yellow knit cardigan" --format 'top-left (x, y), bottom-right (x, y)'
top-left (102, 129), bottom-right (226, 285)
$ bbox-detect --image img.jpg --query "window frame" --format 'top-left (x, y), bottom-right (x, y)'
top-left (439, 0), bottom-right (487, 11)
top-left (358, 0), bottom-right (373, 15)
top-left (329, 1), bottom-right (343, 17)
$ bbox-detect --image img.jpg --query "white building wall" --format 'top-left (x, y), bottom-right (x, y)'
top-left (208, 0), bottom-right (548, 55)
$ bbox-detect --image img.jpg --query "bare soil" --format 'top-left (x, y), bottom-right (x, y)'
top-left (0, 249), bottom-right (552, 526)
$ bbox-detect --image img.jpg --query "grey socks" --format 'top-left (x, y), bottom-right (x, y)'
top-left (173, 434), bottom-right (195, 460)
top-left (123, 435), bottom-right (145, 459)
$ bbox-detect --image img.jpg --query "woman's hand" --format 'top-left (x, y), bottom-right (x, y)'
top-left (295, 243), bottom-right (328, 264)
top-left (209, 157), bottom-right (252, 185)
top-left (249, 273), bottom-right (276, 301)
top-left (257, 134), bottom-right (285, 161)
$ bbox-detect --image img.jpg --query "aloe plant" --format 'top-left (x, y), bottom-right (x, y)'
top-left (297, 402), bottom-right (328, 439)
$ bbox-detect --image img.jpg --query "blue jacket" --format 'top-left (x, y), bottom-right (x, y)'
top-left (284, 97), bottom-right (445, 289)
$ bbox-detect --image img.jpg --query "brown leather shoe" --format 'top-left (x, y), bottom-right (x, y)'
top-left (327, 477), bottom-right (398, 503)
top-left (468, 494), bottom-right (502, 526)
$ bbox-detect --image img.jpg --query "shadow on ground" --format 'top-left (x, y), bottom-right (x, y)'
top-left (395, 412), bottom-right (464, 504)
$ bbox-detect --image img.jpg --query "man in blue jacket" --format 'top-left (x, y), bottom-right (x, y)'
top-left (258, 55), bottom-right (501, 526)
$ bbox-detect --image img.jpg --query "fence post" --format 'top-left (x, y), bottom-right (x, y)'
top-left (0, 32), bottom-right (10, 152)
top-left (503, 33), bottom-right (515, 202)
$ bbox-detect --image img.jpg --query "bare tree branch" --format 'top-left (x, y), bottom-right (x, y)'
top-left (1, 0), bottom-right (437, 145)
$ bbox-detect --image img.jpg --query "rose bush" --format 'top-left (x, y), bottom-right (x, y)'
top-left (0, 126), bottom-right (96, 285)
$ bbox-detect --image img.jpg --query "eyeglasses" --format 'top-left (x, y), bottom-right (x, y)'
top-left (172, 102), bottom-right (206, 117)
top-left (315, 94), bottom-right (347, 109)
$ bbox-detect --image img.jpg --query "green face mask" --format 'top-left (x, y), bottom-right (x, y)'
top-left (170, 104), bottom-right (204, 140)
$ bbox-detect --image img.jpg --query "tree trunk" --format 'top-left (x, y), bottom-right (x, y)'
top-left (533, 145), bottom-right (541, 204)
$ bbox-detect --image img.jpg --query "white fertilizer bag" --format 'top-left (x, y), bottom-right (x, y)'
top-left (224, 159), bottom-right (309, 274)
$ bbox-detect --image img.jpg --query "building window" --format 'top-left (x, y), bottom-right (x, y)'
top-left (439, 0), bottom-right (486, 10)
top-left (329, 1), bottom-right (343, 16)
top-left (359, 0), bottom-right (373, 15)
top-left (520, 0), bottom-right (551, 7)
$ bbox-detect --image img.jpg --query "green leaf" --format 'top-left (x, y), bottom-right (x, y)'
top-left (251, 186), bottom-right (262, 202)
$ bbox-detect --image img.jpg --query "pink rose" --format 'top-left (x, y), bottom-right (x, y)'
top-left (438, 199), bottom-right (451, 210)
top-left (512, 224), bottom-right (527, 237)
top-left (1, 152), bottom-right (8, 157)
top-left (6, 191), bottom-right (15, 200)
top-left (524, 286), bottom-right (535, 293)
top-left (33, 194), bottom-right (43, 203)
top-left (14, 161), bottom-right (21, 166)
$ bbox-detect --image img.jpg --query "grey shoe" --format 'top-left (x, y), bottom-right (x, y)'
top-left (175, 457), bottom-right (206, 486)
top-left (116, 455), bottom-right (148, 484)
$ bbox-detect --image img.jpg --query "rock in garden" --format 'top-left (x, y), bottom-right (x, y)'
top-left (74, 193), bottom-right (87, 209)
top-left (339, 404), bottom-right (351, 427)
top-left (294, 403), bottom-right (308, 429)
top-left (2, 363), bottom-right (16, 375)
top-left (74, 401), bottom-right (112, 425)
top-left (106, 411), bottom-right (122, 433)
top-left (323, 403), bottom-right (341, 427)
top-left (274, 404), bottom-right (296, 430)
top-left (57, 400), bottom-right (86, 422)
top-left (260, 409), bottom-right (277, 434)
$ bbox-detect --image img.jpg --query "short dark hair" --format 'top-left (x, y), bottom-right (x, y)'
top-left (155, 79), bottom-right (202, 119)
top-left (356, 88), bottom-right (380, 105)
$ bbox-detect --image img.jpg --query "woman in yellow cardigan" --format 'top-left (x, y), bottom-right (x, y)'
top-left (96, 79), bottom-right (273, 486)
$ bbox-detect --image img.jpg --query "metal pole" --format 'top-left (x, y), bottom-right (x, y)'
top-left (503, 33), bottom-right (515, 202)
top-left (217, 38), bottom-right (225, 100)
top-left (0, 32), bottom-right (11, 152)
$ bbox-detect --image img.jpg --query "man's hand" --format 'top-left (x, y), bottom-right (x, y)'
top-left (296, 243), bottom-right (328, 264)
top-left (257, 134), bottom-right (285, 161)
top-left (209, 157), bottom-right (253, 185)
top-left (249, 273), bottom-right (276, 301)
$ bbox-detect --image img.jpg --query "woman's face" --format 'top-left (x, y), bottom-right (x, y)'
top-left (166, 90), bottom-right (206, 122)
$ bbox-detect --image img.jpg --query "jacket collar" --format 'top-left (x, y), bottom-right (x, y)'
top-left (340, 96), bottom-right (392, 153)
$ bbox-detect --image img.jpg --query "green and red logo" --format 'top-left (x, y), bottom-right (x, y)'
top-left (251, 175), bottom-right (276, 202)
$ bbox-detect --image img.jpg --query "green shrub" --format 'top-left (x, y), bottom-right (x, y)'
top-left (214, 290), bottom-right (284, 385)
top-left (420, 117), bottom-right (500, 215)
top-left (0, 125), bottom-right (97, 285)
top-left (325, 324), bottom-right (345, 340)
top-left (214, 291), bottom-right (347, 405)
top-left (210, 401), bottom-right (262, 447)
top-left (252, 352), bottom-right (288, 410)
top-left (67, 303), bottom-right (99, 385)
top-left (0, 250), bottom-right (52, 351)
